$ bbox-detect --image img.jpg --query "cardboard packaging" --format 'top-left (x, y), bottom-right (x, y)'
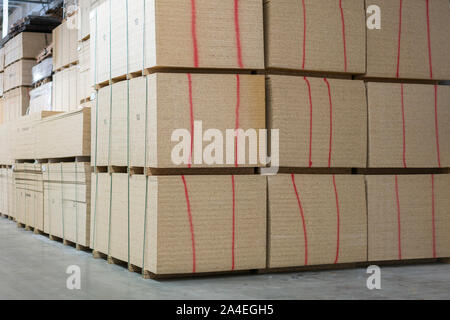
top-left (367, 175), bottom-right (450, 261)
top-left (36, 108), bottom-right (91, 160)
top-left (0, 47), bottom-right (4, 72)
top-left (0, 97), bottom-right (3, 124)
top-left (11, 111), bottom-right (61, 160)
top-left (3, 87), bottom-right (32, 122)
top-left (90, 0), bottom-right (264, 85)
top-left (77, 39), bottom-right (92, 103)
top-left (3, 32), bottom-right (51, 67)
top-left (0, 168), bottom-right (15, 218)
top-left (264, 0), bottom-right (365, 75)
top-left (29, 82), bottom-right (53, 114)
top-left (93, 73), bottom-right (265, 168)
top-left (43, 162), bottom-right (91, 247)
top-left (52, 66), bottom-right (79, 112)
top-left (53, 18), bottom-right (79, 70)
top-left (365, 0), bottom-right (450, 81)
top-left (367, 82), bottom-right (450, 168)
top-left (91, 174), bottom-right (267, 274)
top-left (267, 174), bottom-right (367, 268)
top-left (267, 75), bottom-right (367, 168)
top-left (14, 164), bottom-right (44, 230)
top-left (78, 0), bottom-right (101, 41)
top-left (4, 60), bottom-right (35, 92)
top-left (0, 72), bottom-right (3, 97)
top-left (0, 123), bottom-right (13, 165)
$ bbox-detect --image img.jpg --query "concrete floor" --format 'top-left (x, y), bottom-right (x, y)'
top-left (0, 218), bottom-right (449, 300)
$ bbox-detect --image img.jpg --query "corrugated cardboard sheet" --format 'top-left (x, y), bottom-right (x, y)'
top-left (365, 0), bottom-right (450, 80)
top-left (367, 175), bottom-right (450, 261)
top-left (267, 75), bottom-right (367, 168)
top-left (368, 82), bottom-right (450, 168)
top-left (93, 73), bottom-right (265, 168)
top-left (265, 0), bottom-right (365, 74)
top-left (91, 174), bottom-right (267, 275)
top-left (268, 174), bottom-right (367, 268)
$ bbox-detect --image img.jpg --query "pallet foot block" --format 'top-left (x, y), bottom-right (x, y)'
top-left (367, 175), bottom-right (450, 261)
top-left (91, 174), bottom-right (267, 275)
top-left (267, 174), bottom-right (367, 268)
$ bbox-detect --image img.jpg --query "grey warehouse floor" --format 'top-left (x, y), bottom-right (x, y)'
top-left (0, 218), bottom-right (449, 300)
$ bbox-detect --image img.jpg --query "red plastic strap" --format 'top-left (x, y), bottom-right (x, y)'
top-left (395, 175), bottom-right (402, 260)
top-left (301, 0), bottom-right (306, 69)
top-left (234, 74), bottom-right (241, 167)
top-left (332, 175), bottom-right (341, 264)
top-left (400, 84), bottom-right (407, 168)
top-left (396, 0), bottom-right (403, 79)
top-left (323, 78), bottom-right (333, 168)
top-left (181, 175), bottom-right (196, 273)
top-left (187, 74), bottom-right (195, 168)
top-left (339, 0), bottom-right (348, 72)
top-left (431, 174), bottom-right (437, 258)
top-left (234, 0), bottom-right (244, 69)
top-left (434, 85), bottom-right (441, 168)
top-left (425, 0), bottom-right (433, 79)
top-left (304, 77), bottom-right (313, 168)
top-left (231, 175), bottom-right (236, 270)
top-left (190, 0), bottom-right (199, 67)
top-left (291, 174), bottom-right (308, 266)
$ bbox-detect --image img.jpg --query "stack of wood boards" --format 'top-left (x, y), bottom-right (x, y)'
top-left (43, 162), bottom-right (91, 247)
top-left (0, 167), bottom-right (15, 219)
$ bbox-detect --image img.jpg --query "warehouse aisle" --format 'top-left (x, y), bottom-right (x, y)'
top-left (0, 218), bottom-right (449, 300)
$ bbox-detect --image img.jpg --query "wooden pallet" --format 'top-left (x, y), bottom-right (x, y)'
top-left (36, 43), bottom-right (53, 64)
top-left (33, 77), bottom-right (52, 89)
top-left (92, 166), bottom-right (257, 176)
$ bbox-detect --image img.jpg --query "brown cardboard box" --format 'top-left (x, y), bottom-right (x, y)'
top-left (267, 174), bottom-right (367, 268)
top-left (367, 175), bottom-right (450, 261)
top-left (367, 82), bottom-right (450, 168)
top-left (90, 0), bottom-right (264, 85)
top-left (92, 73), bottom-right (265, 168)
top-left (4, 60), bottom-right (35, 92)
top-left (43, 162), bottom-right (91, 247)
top-left (267, 75), bottom-right (367, 168)
top-left (365, 0), bottom-right (450, 81)
top-left (4, 32), bottom-right (51, 67)
top-left (36, 108), bottom-right (91, 160)
top-left (91, 174), bottom-right (267, 275)
top-left (264, 0), bottom-right (365, 75)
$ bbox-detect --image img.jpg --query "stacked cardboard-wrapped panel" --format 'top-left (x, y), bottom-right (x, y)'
top-left (4, 59), bottom-right (35, 92)
top-left (78, 0), bottom-right (103, 42)
top-left (29, 83), bottom-right (53, 114)
top-left (52, 66), bottom-right (79, 112)
top-left (53, 18), bottom-right (79, 71)
top-left (0, 47), bottom-right (4, 96)
top-left (43, 162), bottom-right (91, 247)
top-left (14, 164), bottom-right (44, 231)
top-left (263, 0), bottom-right (370, 269)
top-left (0, 122), bottom-right (13, 165)
top-left (3, 33), bottom-right (51, 68)
top-left (0, 98), bottom-right (4, 124)
top-left (0, 167), bottom-right (15, 219)
top-left (77, 39), bottom-right (92, 104)
top-left (3, 87), bottom-right (31, 122)
top-left (363, 0), bottom-right (450, 262)
top-left (36, 107), bottom-right (91, 160)
top-left (90, 0), bottom-right (267, 276)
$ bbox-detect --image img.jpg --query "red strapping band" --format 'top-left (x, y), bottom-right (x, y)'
top-left (234, 74), bottom-right (241, 167)
top-left (332, 175), bottom-right (341, 264)
top-left (323, 78), bottom-right (333, 168)
top-left (234, 0), bottom-right (244, 69)
top-left (339, 0), bottom-right (348, 72)
top-left (291, 174), bottom-right (308, 266)
top-left (301, 0), bottom-right (306, 69)
top-left (396, 0), bottom-right (403, 79)
top-left (431, 174), bottom-right (437, 258)
top-left (190, 0), bottom-right (199, 67)
top-left (304, 77), bottom-right (313, 168)
top-left (395, 175), bottom-right (402, 260)
top-left (231, 175), bottom-right (236, 270)
top-left (187, 74), bottom-right (195, 168)
top-left (434, 85), bottom-right (441, 168)
top-left (181, 175), bottom-right (196, 273)
top-left (425, 0), bottom-right (433, 79)
top-left (400, 84), bottom-right (407, 168)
